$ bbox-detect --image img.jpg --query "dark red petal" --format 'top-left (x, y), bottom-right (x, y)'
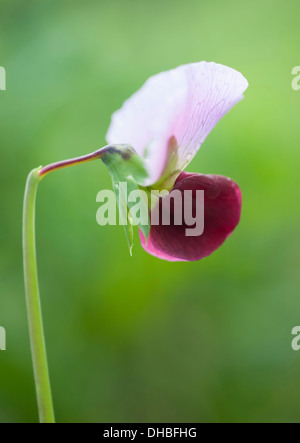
top-left (139, 171), bottom-right (242, 261)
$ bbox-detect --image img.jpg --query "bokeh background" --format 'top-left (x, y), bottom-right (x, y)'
top-left (1, 0), bottom-right (300, 423)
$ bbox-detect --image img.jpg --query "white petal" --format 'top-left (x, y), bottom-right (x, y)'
top-left (106, 62), bottom-right (248, 186)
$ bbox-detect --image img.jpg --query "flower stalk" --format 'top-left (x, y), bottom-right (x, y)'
top-left (22, 147), bottom-right (110, 423)
top-left (23, 167), bottom-right (54, 423)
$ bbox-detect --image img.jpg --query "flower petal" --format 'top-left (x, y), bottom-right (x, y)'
top-left (139, 171), bottom-right (242, 261)
top-left (106, 62), bottom-right (248, 185)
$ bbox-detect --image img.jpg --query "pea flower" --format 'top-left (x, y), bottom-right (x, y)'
top-left (106, 61), bottom-right (248, 261)
top-left (22, 62), bottom-right (248, 423)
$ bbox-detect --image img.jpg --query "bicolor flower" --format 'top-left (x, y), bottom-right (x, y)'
top-left (105, 61), bottom-right (248, 261)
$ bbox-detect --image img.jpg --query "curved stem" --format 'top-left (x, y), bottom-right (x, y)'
top-left (39, 146), bottom-right (110, 177)
top-left (23, 168), bottom-right (55, 423)
top-left (23, 146), bottom-right (111, 423)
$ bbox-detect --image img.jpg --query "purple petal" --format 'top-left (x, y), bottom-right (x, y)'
top-left (106, 62), bottom-right (248, 185)
top-left (139, 171), bottom-right (242, 261)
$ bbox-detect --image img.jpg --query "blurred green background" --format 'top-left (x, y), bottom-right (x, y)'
top-left (1, 0), bottom-right (300, 423)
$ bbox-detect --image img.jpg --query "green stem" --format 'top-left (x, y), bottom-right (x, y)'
top-left (23, 167), bottom-right (55, 423)
top-left (22, 146), bottom-right (109, 423)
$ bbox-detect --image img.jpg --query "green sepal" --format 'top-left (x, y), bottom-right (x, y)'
top-left (111, 180), bottom-right (134, 255)
top-left (101, 145), bottom-right (150, 253)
